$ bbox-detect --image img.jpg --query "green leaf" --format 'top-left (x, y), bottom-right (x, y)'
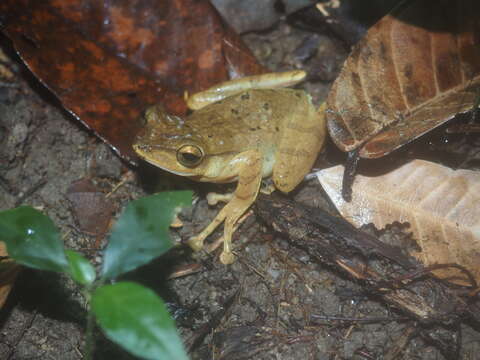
top-left (66, 250), bottom-right (96, 285)
top-left (92, 282), bottom-right (188, 360)
top-left (0, 207), bottom-right (68, 272)
top-left (101, 191), bottom-right (192, 280)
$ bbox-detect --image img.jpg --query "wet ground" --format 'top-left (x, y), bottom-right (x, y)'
top-left (1, 6), bottom-right (480, 360)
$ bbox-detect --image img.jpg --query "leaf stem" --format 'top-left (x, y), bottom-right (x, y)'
top-left (84, 305), bottom-right (96, 359)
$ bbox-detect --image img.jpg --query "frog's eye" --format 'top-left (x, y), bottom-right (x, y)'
top-left (176, 145), bottom-right (204, 167)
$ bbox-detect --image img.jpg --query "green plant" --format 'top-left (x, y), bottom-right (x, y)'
top-left (0, 191), bottom-right (192, 360)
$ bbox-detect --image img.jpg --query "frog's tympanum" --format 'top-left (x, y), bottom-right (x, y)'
top-left (133, 71), bottom-right (326, 264)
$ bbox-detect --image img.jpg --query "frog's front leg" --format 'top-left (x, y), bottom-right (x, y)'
top-left (188, 150), bottom-right (263, 264)
top-left (187, 70), bottom-right (306, 110)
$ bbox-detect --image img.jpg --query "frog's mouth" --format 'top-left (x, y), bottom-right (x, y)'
top-left (142, 158), bottom-right (196, 177)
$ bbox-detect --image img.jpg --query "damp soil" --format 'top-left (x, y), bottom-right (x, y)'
top-left (1, 13), bottom-right (480, 360)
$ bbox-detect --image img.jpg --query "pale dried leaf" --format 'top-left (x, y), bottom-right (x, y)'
top-left (316, 160), bottom-right (480, 285)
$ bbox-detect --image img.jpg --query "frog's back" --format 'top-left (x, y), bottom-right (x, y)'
top-left (187, 88), bottom-right (310, 155)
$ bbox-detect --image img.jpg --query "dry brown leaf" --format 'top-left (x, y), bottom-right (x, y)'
top-left (326, 0), bottom-right (480, 159)
top-left (316, 160), bottom-right (480, 285)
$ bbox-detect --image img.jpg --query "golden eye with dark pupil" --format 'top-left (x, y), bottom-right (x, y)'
top-left (176, 145), bottom-right (203, 167)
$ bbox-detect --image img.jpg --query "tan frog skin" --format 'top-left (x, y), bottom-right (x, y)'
top-left (133, 71), bottom-right (326, 264)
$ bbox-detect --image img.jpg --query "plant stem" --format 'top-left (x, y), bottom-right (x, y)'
top-left (84, 308), bottom-right (96, 360)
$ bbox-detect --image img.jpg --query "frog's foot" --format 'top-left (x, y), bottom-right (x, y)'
top-left (187, 221), bottom-right (235, 265)
top-left (187, 205), bottom-right (228, 252)
top-left (206, 192), bottom-right (234, 206)
top-left (260, 181), bottom-right (276, 195)
top-left (220, 250), bottom-right (235, 265)
top-left (205, 212), bottom-right (250, 250)
top-left (204, 210), bottom-right (251, 263)
top-left (187, 70), bottom-right (306, 110)
top-left (193, 233), bottom-right (235, 264)
top-left (187, 235), bottom-right (205, 252)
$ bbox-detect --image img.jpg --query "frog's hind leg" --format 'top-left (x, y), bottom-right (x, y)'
top-left (188, 150), bottom-right (263, 264)
top-left (187, 70), bottom-right (307, 110)
top-left (273, 101), bottom-right (327, 192)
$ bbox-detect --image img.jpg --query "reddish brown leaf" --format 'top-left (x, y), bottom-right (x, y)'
top-left (326, 0), bottom-right (480, 158)
top-left (0, 0), bottom-right (265, 163)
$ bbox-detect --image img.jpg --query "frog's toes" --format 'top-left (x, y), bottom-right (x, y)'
top-left (188, 236), bottom-right (204, 252)
top-left (260, 182), bottom-right (276, 195)
top-left (220, 250), bottom-right (235, 265)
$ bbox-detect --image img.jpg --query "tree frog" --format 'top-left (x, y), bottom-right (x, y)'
top-left (133, 71), bottom-right (326, 264)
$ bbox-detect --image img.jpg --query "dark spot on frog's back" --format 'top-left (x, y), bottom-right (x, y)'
top-left (241, 92), bottom-right (250, 100)
top-left (263, 102), bottom-right (270, 110)
top-left (231, 108), bottom-right (239, 115)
